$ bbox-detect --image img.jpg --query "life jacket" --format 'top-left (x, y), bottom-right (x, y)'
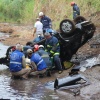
top-left (38, 48), bottom-right (52, 67)
top-left (30, 53), bottom-right (47, 71)
top-left (9, 50), bottom-right (24, 72)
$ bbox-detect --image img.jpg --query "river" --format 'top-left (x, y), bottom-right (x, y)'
top-left (0, 33), bottom-right (67, 100)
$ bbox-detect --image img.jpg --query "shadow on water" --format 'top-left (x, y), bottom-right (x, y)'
top-left (0, 66), bottom-right (63, 100)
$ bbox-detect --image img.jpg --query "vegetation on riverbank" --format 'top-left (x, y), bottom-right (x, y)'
top-left (0, 0), bottom-right (100, 29)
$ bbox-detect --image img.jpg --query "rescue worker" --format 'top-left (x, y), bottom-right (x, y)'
top-left (39, 12), bottom-right (52, 34)
top-left (38, 45), bottom-right (52, 68)
top-left (33, 34), bottom-right (44, 43)
top-left (71, 2), bottom-right (80, 19)
top-left (44, 29), bottom-right (63, 74)
top-left (9, 44), bottom-right (31, 79)
top-left (27, 48), bottom-right (47, 76)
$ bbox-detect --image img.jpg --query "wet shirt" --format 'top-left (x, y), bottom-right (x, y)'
top-left (30, 53), bottom-right (47, 71)
top-left (73, 4), bottom-right (80, 15)
top-left (38, 48), bottom-right (52, 67)
top-left (40, 15), bottom-right (52, 30)
top-left (9, 50), bottom-right (24, 72)
top-left (45, 36), bottom-right (60, 54)
top-left (34, 21), bottom-right (43, 34)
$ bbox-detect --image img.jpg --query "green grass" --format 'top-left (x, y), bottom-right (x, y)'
top-left (0, 0), bottom-right (99, 28)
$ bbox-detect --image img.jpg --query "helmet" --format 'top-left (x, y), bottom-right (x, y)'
top-left (48, 29), bottom-right (53, 33)
top-left (39, 45), bottom-right (44, 48)
top-left (39, 12), bottom-right (44, 16)
top-left (12, 46), bottom-right (16, 51)
top-left (44, 29), bottom-right (52, 36)
top-left (34, 44), bottom-right (39, 51)
top-left (27, 49), bottom-right (33, 54)
top-left (71, 2), bottom-right (75, 6)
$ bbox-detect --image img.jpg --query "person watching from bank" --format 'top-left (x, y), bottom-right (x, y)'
top-left (9, 44), bottom-right (31, 79)
top-left (44, 29), bottom-right (63, 74)
top-left (27, 48), bottom-right (47, 76)
top-left (33, 18), bottom-right (43, 37)
top-left (71, 2), bottom-right (80, 19)
top-left (39, 12), bottom-right (52, 34)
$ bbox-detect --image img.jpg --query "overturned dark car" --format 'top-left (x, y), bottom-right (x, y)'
top-left (0, 16), bottom-right (96, 68)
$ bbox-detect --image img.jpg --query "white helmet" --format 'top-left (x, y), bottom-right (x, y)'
top-left (39, 12), bottom-right (44, 16)
top-left (27, 49), bottom-right (33, 54)
top-left (39, 45), bottom-right (44, 48)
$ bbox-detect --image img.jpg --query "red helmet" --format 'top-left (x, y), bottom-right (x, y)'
top-left (34, 44), bottom-right (39, 52)
top-left (71, 2), bottom-right (75, 6)
top-left (12, 46), bottom-right (16, 51)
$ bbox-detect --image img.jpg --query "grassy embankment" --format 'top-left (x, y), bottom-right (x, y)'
top-left (0, 0), bottom-right (100, 30)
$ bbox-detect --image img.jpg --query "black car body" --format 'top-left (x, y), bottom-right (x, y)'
top-left (0, 16), bottom-right (96, 67)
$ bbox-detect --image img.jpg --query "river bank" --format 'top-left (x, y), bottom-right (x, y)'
top-left (0, 23), bottom-right (34, 46)
top-left (0, 22), bottom-right (100, 100)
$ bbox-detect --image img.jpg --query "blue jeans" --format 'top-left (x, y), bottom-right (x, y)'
top-left (53, 55), bottom-right (62, 71)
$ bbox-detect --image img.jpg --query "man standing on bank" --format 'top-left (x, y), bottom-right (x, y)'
top-left (71, 2), bottom-right (80, 19)
top-left (39, 12), bottom-right (52, 34)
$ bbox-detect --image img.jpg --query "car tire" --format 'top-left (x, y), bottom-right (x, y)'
top-left (74, 16), bottom-right (87, 24)
top-left (6, 46), bottom-right (14, 58)
top-left (60, 19), bottom-right (76, 36)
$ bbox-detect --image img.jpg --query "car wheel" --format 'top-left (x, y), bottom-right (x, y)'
top-left (60, 19), bottom-right (76, 36)
top-left (74, 16), bottom-right (86, 24)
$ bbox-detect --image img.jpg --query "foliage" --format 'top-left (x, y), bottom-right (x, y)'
top-left (0, 0), bottom-right (99, 28)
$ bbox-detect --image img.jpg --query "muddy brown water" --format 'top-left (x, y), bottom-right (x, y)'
top-left (0, 32), bottom-right (100, 100)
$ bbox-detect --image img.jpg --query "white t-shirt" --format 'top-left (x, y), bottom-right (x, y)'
top-left (34, 21), bottom-right (43, 34)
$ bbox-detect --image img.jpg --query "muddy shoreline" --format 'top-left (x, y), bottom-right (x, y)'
top-left (0, 23), bottom-right (100, 100)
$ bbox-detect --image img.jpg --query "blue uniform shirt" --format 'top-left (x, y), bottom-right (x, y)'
top-left (30, 53), bottom-right (47, 71)
top-left (9, 50), bottom-right (24, 72)
top-left (40, 15), bottom-right (52, 30)
top-left (45, 36), bottom-right (60, 54)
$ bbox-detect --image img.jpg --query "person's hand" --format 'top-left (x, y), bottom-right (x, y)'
top-left (33, 34), bottom-right (34, 37)
top-left (49, 53), bottom-right (53, 57)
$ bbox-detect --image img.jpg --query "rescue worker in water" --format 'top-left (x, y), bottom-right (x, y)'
top-left (44, 29), bottom-right (63, 74)
top-left (9, 44), bottom-right (31, 79)
top-left (27, 48), bottom-right (47, 76)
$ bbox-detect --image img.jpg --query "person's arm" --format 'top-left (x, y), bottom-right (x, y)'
top-left (51, 38), bottom-right (59, 52)
top-left (22, 55), bottom-right (26, 68)
top-left (33, 27), bottom-right (36, 37)
top-left (50, 38), bottom-right (59, 56)
top-left (47, 16), bottom-right (52, 28)
top-left (31, 61), bottom-right (37, 71)
top-left (33, 22), bottom-right (37, 37)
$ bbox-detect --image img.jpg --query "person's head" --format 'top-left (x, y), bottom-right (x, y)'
top-left (33, 44), bottom-right (39, 52)
top-left (39, 45), bottom-right (44, 49)
top-left (36, 18), bottom-right (40, 21)
top-left (44, 29), bottom-right (52, 39)
top-left (39, 12), bottom-right (44, 18)
top-left (71, 2), bottom-right (75, 6)
top-left (27, 49), bottom-right (33, 57)
top-left (16, 43), bottom-right (23, 51)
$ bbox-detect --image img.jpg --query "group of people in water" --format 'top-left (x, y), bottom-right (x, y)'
top-left (9, 28), bottom-right (63, 79)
